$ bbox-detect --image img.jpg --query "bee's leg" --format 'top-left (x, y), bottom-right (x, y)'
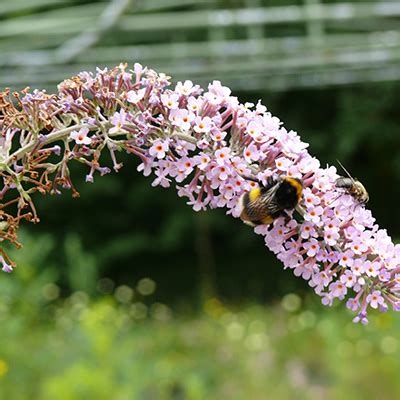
top-left (243, 220), bottom-right (257, 227)
top-left (265, 176), bottom-right (277, 189)
top-left (276, 210), bottom-right (292, 225)
top-left (239, 174), bottom-right (263, 186)
top-left (269, 210), bottom-right (291, 225)
top-left (237, 173), bottom-right (277, 189)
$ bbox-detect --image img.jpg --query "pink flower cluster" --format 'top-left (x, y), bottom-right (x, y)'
top-left (1, 63), bottom-right (399, 323)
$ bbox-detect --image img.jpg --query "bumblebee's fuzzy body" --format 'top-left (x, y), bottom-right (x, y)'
top-left (240, 176), bottom-right (303, 227)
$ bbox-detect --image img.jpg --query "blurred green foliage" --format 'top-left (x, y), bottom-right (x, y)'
top-left (1, 239), bottom-right (400, 399)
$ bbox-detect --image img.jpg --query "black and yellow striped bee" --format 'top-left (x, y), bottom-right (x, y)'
top-left (239, 175), bottom-right (303, 226)
top-left (335, 161), bottom-right (369, 204)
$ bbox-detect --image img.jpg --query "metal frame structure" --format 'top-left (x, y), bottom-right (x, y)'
top-left (1, 0), bottom-right (400, 91)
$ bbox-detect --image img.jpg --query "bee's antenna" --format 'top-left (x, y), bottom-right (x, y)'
top-left (237, 173), bottom-right (262, 185)
top-left (336, 159), bottom-right (354, 180)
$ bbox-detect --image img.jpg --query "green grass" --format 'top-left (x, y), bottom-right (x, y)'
top-left (1, 270), bottom-right (400, 400)
top-left (1, 233), bottom-right (400, 399)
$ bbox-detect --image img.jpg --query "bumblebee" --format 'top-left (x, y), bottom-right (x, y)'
top-left (335, 161), bottom-right (369, 204)
top-left (240, 176), bottom-right (303, 226)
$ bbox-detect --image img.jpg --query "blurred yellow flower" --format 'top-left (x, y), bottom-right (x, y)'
top-left (0, 359), bottom-right (9, 377)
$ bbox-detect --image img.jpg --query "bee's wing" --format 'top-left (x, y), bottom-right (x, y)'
top-left (335, 177), bottom-right (353, 188)
top-left (256, 184), bottom-right (282, 215)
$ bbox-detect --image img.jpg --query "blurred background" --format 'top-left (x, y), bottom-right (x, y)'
top-left (1, 0), bottom-right (400, 398)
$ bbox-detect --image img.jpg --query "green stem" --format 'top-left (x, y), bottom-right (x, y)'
top-left (2, 124), bottom-right (90, 169)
